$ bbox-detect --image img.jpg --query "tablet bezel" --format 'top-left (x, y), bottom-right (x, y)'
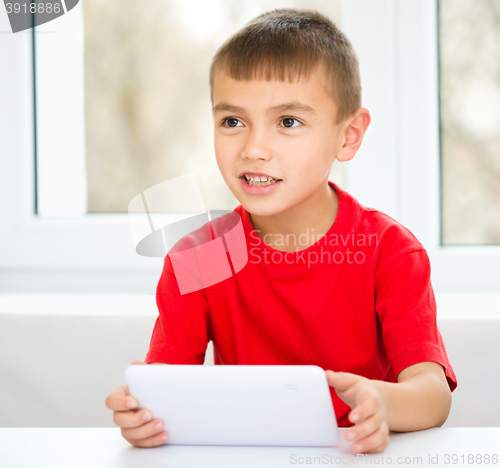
top-left (124, 364), bottom-right (340, 447)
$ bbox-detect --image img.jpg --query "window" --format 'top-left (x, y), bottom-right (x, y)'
top-left (438, 0), bottom-right (500, 246)
top-left (342, 0), bottom-right (500, 293)
top-left (36, 0), bottom-right (343, 216)
top-left (1, 0), bottom-right (498, 294)
top-left (1, 0), bottom-right (342, 291)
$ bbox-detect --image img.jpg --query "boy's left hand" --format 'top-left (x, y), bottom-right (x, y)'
top-left (325, 370), bottom-right (390, 454)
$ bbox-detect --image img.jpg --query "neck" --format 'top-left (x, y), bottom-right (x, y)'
top-left (249, 180), bottom-right (339, 252)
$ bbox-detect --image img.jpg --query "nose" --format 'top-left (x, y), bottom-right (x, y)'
top-left (240, 128), bottom-right (273, 162)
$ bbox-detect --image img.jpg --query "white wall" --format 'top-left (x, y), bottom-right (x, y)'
top-left (0, 295), bottom-right (498, 428)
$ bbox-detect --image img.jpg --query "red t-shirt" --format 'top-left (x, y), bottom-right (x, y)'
top-left (145, 181), bottom-right (458, 427)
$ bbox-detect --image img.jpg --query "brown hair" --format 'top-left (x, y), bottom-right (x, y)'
top-left (209, 8), bottom-right (361, 125)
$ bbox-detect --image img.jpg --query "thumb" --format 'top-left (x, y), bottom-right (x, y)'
top-left (326, 370), bottom-right (363, 410)
top-left (131, 360), bottom-right (146, 365)
top-left (325, 369), bottom-right (359, 393)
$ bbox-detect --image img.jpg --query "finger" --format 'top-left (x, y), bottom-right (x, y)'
top-left (345, 412), bottom-right (383, 442)
top-left (105, 385), bottom-right (137, 411)
top-left (351, 422), bottom-right (389, 454)
top-left (113, 408), bottom-right (152, 429)
top-left (131, 360), bottom-right (146, 365)
top-left (121, 418), bottom-right (166, 442)
top-left (348, 392), bottom-right (381, 424)
top-left (325, 370), bottom-right (359, 393)
top-left (125, 430), bottom-right (169, 448)
top-left (364, 437), bottom-right (389, 454)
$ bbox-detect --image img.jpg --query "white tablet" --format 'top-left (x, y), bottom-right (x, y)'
top-left (125, 364), bottom-right (339, 447)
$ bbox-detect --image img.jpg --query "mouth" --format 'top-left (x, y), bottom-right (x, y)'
top-left (239, 172), bottom-right (282, 187)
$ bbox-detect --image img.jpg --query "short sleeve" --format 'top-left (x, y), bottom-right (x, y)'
top-left (375, 248), bottom-right (457, 392)
top-left (144, 254), bottom-right (212, 365)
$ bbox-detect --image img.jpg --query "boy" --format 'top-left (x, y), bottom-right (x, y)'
top-left (105, 8), bottom-right (457, 454)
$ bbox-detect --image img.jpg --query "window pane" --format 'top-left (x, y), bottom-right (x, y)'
top-left (82, 0), bottom-right (343, 213)
top-left (439, 0), bottom-right (500, 245)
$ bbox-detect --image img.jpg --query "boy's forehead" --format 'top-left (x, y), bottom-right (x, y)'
top-left (212, 66), bottom-right (336, 115)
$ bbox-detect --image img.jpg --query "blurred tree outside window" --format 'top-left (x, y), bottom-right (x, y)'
top-left (439, 0), bottom-right (500, 245)
top-left (82, 0), bottom-right (343, 214)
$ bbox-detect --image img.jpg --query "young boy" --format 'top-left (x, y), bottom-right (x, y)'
top-left (105, 8), bottom-right (457, 454)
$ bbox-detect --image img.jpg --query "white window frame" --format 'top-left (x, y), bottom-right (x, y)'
top-left (1, 0), bottom-right (499, 293)
top-left (0, 4), bottom-right (179, 292)
top-left (343, 0), bottom-right (500, 293)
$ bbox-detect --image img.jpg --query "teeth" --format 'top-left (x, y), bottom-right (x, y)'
top-left (243, 173), bottom-right (279, 186)
top-left (245, 173), bottom-right (274, 181)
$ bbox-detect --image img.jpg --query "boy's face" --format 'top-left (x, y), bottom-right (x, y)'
top-left (212, 65), bottom-right (348, 217)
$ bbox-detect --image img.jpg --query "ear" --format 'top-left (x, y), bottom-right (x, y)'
top-left (336, 108), bottom-right (371, 162)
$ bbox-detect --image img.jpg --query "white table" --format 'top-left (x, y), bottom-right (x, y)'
top-left (0, 427), bottom-right (499, 467)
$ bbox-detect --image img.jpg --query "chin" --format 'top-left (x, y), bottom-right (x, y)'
top-left (239, 198), bottom-right (289, 217)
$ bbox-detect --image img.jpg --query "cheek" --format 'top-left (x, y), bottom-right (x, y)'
top-left (214, 138), bottom-right (230, 168)
top-left (284, 141), bottom-right (328, 175)
top-left (214, 149), bottom-right (238, 189)
top-left (214, 134), bottom-right (243, 169)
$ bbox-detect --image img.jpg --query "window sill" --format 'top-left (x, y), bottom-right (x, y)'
top-left (0, 292), bottom-right (499, 319)
top-left (0, 293), bottom-right (158, 316)
top-left (435, 293), bottom-right (500, 319)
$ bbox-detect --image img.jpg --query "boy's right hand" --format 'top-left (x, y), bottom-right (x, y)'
top-left (105, 360), bottom-right (169, 448)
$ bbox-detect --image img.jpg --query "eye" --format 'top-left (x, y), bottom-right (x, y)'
top-left (280, 117), bottom-right (302, 128)
top-left (221, 117), bottom-right (243, 127)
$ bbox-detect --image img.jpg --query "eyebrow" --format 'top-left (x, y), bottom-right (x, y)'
top-left (212, 101), bottom-right (316, 116)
